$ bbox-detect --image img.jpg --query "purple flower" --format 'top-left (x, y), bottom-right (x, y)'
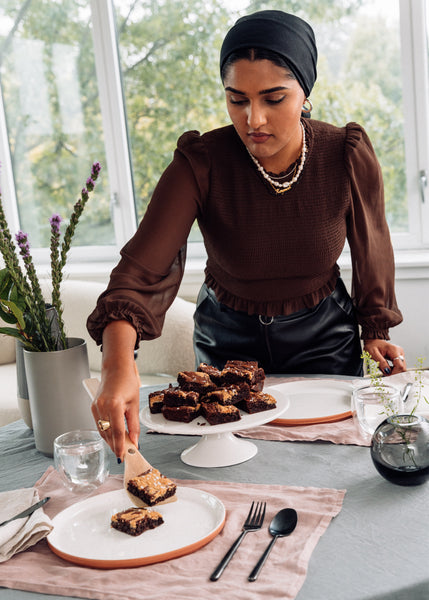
top-left (92, 162), bottom-right (101, 177)
top-left (15, 231), bottom-right (30, 258)
top-left (86, 177), bottom-right (94, 192)
top-left (81, 188), bottom-right (89, 201)
top-left (49, 213), bottom-right (62, 234)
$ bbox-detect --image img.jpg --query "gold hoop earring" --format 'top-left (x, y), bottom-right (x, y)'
top-left (302, 98), bottom-right (313, 114)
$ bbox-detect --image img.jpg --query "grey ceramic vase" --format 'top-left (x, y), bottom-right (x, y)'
top-left (16, 306), bottom-right (64, 429)
top-left (23, 337), bottom-right (94, 456)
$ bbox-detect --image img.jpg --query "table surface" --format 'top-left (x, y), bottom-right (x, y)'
top-left (1, 380), bottom-right (428, 600)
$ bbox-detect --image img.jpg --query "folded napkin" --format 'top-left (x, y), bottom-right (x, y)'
top-left (0, 466), bottom-right (345, 600)
top-left (0, 487), bottom-right (53, 563)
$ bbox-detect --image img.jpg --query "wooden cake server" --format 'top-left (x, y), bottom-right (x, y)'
top-left (83, 377), bottom-right (177, 508)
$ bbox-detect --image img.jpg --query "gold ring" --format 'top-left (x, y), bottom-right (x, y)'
top-left (393, 355), bottom-right (405, 361)
top-left (97, 419), bottom-right (111, 431)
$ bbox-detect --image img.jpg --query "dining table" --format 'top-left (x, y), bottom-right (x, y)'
top-left (0, 374), bottom-right (428, 600)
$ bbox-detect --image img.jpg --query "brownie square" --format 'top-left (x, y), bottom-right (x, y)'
top-left (148, 391), bottom-right (165, 414)
top-left (177, 371), bottom-right (216, 394)
top-left (162, 403), bottom-right (201, 423)
top-left (163, 388), bottom-right (199, 407)
top-left (197, 362), bottom-right (223, 385)
top-left (224, 382), bottom-right (251, 402)
top-left (111, 507), bottom-right (164, 536)
top-left (221, 360), bottom-right (265, 391)
top-left (127, 468), bottom-right (177, 506)
top-left (202, 387), bottom-right (237, 406)
top-left (202, 382), bottom-right (250, 405)
top-left (237, 391), bottom-right (277, 414)
top-left (201, 402), bottom-right (241, 425)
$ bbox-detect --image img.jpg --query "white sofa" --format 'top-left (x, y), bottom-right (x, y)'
top-left (0, 280), bottom-right (196, 426)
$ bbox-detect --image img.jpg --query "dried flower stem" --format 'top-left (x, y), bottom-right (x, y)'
top-left (52, 162), bottom-right (101, 345)
top-left (49, 214), bottom-right (65, 348)
top-left (0, 161), bottom-right (101, 351)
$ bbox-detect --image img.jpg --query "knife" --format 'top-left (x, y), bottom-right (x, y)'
top-left (0, 497), bottom-right (50, 527)
top-left (401, 383), bottom-right (413, 404)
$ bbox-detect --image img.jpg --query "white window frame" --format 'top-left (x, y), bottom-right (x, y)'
top-left (399, 0), bottom-right (429, 249)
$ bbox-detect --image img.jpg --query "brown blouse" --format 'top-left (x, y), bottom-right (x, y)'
top-left (87, 118), bottom-right (403, 345)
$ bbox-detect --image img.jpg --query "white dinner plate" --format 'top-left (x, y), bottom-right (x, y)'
top-left (47, 487), bottom-right (225, 568)
top-left (140, 391), bottom-right (289, 435)
top-left (266, 379), bottom-right (353, 425)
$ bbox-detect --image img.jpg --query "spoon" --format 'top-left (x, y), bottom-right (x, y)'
top-left (83, 377), bottom-right (177, 508)
top-left (248, 507), bottom-right (298, 582)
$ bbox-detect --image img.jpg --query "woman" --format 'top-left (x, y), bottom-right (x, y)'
top-left (87, 10), bottom-right (406, 458)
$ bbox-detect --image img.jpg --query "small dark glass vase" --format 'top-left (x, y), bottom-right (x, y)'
top-left (371, 414), bottom-right (429, 486)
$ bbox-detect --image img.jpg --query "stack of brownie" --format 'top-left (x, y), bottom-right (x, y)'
top-left (148, 360), bottom-right (276, 426)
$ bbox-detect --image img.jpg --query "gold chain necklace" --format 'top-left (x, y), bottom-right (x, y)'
top-left (247, 122), bottom-right (307, 194)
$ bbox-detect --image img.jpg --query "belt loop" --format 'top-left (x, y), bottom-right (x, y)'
top-left (259, 315), bottom-right (274, 325)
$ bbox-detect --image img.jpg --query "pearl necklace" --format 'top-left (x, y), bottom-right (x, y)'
top-left (247, 122), bottom-right (307, 194)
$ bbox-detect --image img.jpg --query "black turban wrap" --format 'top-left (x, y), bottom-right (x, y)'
top-left (220, 10), bottom-right (317, 98)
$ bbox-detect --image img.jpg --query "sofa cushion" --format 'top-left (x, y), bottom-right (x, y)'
top-left (43, 279), bottom-right (196, 375)
top-left (0, 319), bottom-right (16, 365)
top-left (0, 363), bottom-right (21, 425)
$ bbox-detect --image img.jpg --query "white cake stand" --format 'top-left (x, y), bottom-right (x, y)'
top-left (140, 393), bottom-right (289, 468)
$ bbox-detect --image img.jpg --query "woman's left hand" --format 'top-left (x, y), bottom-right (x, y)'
top-left (363, 339), bottom-right (407, 375)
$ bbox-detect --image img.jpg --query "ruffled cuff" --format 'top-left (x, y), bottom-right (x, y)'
top-left (86, 302), bottom-right (149, 348)
top-left (360, 326), bottom-right (390, 341)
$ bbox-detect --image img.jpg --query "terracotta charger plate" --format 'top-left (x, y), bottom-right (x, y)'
top-left (266, 379), bottom-right (354, 426)
top-left (47, 487), bottom-right (225, 569)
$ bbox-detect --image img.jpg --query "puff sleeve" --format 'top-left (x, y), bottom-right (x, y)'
top-left (345, 123), bottom-right (403, 339)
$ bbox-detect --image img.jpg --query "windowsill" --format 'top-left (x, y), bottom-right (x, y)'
top-left (338, 248), bottom-right (429, 278)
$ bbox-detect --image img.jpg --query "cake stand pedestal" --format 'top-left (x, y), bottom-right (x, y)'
top-left (180, 431), bottom-right (257, 467)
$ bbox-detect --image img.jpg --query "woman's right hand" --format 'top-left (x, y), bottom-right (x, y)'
top-left (90, 320), bottom-right (140, 460)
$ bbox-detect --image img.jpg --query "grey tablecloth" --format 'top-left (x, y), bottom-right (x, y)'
top-left (0, 385), bottom-right (428, 600)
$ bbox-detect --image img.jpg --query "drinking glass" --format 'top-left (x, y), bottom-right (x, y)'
top-left (352, 383), bottom-right (402, 437)
top-left (54, 430), bottom-right (109, 492)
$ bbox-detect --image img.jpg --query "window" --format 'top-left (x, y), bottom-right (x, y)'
top-left (0, 2), bottom-right (115, 252)
top-left (0, 0), bottom-right (428, 282)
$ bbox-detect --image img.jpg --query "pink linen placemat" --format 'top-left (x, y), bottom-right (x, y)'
top-left (237, 417), bottom-right (370, 446)
top-left (0, 467), bottom-right (345, 600)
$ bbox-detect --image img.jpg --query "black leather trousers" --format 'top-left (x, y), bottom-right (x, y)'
top-left (193, 278), bottom-right (363, 376)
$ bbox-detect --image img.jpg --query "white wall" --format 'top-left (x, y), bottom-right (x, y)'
top-left (391, 267), bottom-right (429, 368)
top-left (340, 256), bottom-right (429, 369)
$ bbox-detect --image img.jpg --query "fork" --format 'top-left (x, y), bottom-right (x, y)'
top-left (210, 501), bottom-right (266, 581)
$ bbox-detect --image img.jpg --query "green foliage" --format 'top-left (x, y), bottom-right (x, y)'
top-left (115, 0), bottom-right (230, 218)
top-left (0, 1), bottom-right (110, 247)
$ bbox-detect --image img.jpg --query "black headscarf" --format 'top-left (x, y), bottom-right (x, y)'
top-left (220, 10), bottom-right (317, 98)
